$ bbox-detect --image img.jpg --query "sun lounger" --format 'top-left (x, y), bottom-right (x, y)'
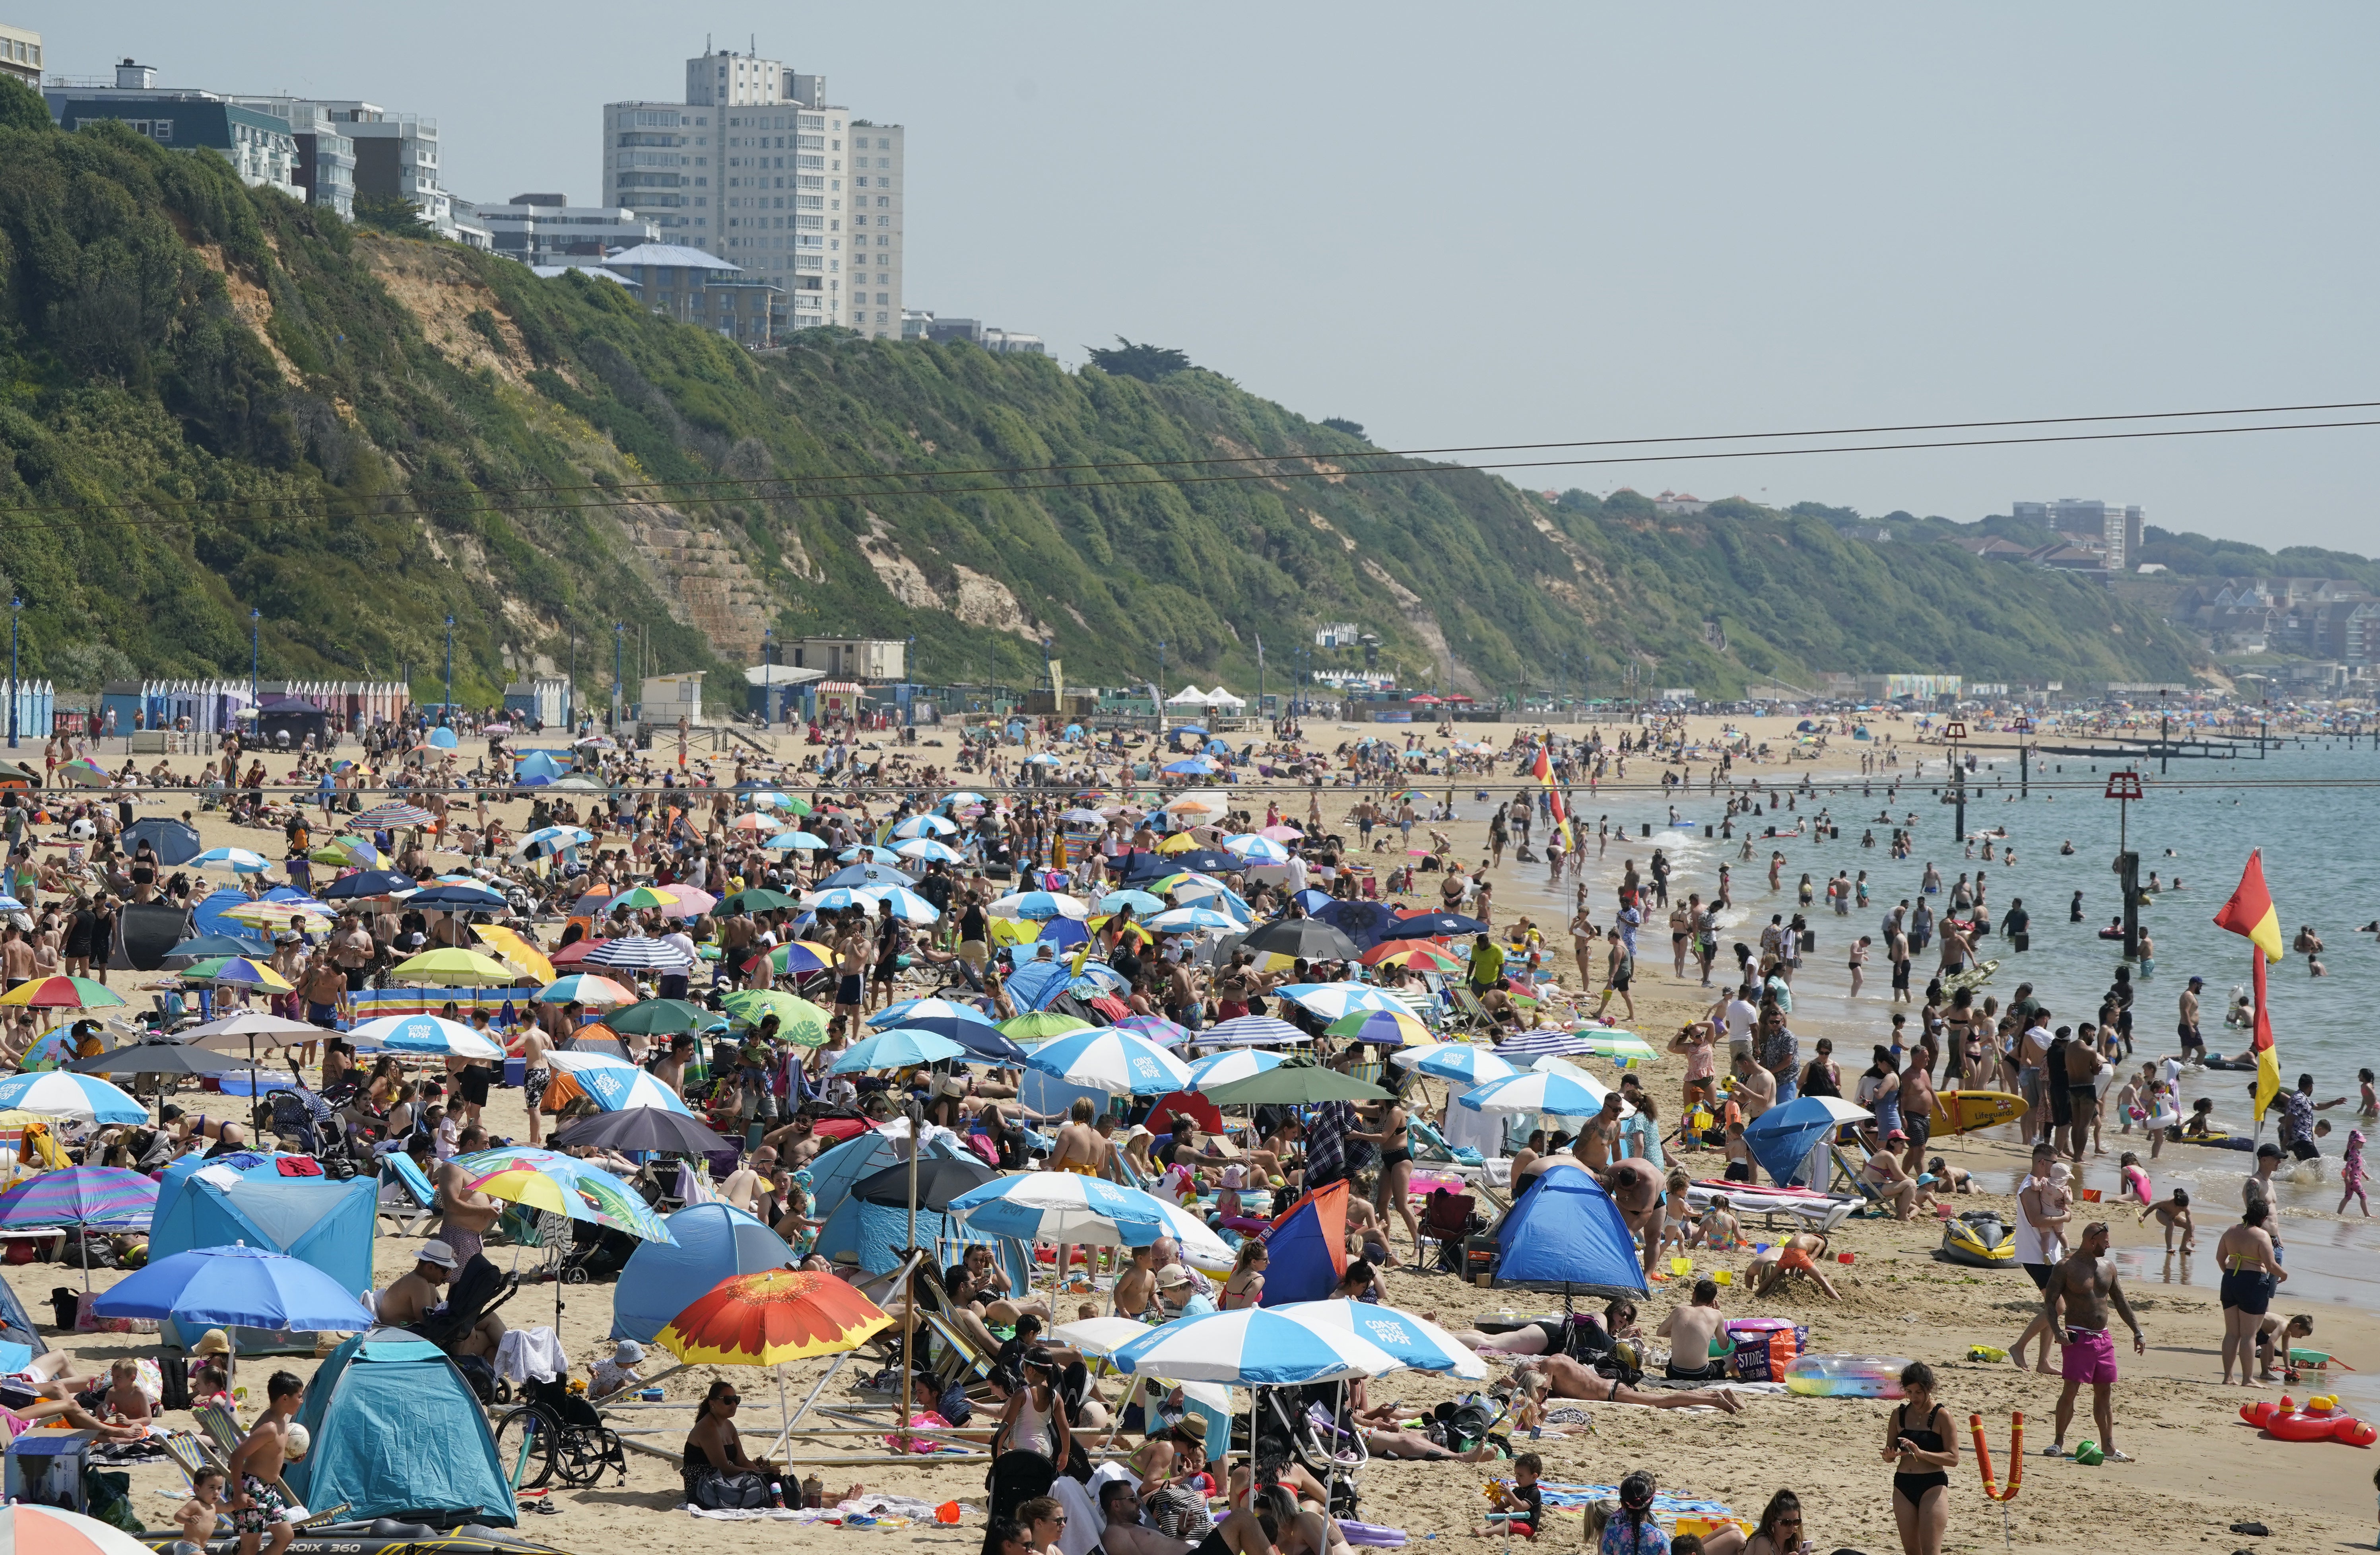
top-left (376, 1155), bottom-right (437, 1234)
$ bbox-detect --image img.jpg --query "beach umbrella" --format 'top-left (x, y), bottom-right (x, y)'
top-left (388, 949), bottom-right (516, 987)
top-left (1162, 759), bottom-right (1216, 777)
top-left (1021, 1028), bottom-right (1191, 1095)
top-left (989, 890), bottom-right (1089, 921)
top-left (816, 864), bottom-right (916, 890)
top-left (1110, 1014), bottom-right (1192, 1048)
top-left (553, 1108), bottom-right (732, 1156)
top-left (1323, 1009), bottom-right (1434, 1049)
top-left (1221, 834), bottom-right (1290, 863)
top-left (1155, 832), bottom-right (1203, 855)
top-left (1258, 825), bottom-right (1303, 842)
top-left (726, 812), bottom-right (780, 833)
top-left (1203, 1059), bottom-right (1390, 1106)
top-left (67, 1042), bottom-right (264, 1080)
top-left (1743, 1094), bottom-right (1875, 1188)
top-left (537, 973), bottom-right (636, 1007)
top-left (717, 888), bottom-right (804, 915)
top-left (0, 1072), bottom-right (144, 1124)
top-left (317, 869), bottom-right (415, 900)
top-left (830, 1028), bottom-right (969, 1073)
top-left (1391, 911), bottom-right (1489, 937)
top-left (1413, 1045), bottom-right (1521, 1085)
top-left (408, 882), bottom-right (509, 912)
top-left (180, 956), bottom-right (295, 993)
top-left (847, 1156), bottom-right (999, 1212)
top-left (866, 886), bottom-right (940, 923)
top-left (721, 989), bottom-right (831, 1045)
top-left (894, 837), bottom-right (964, 864)
top-left (869, 997), bottom-right (998, 1032)
top-left (1239, 919), bottom-right (1361, 962)
top-left (1456, 1068), bottom-right (1607, 1116)
top-left (0, 977), bottom-right (125, 1012)
top-left (891, 814), bottom-right (957, 838)
top-left (654, 1269), bottom-right (892, 1366)
top-left (766, 831), bottom-right (831, 851)
top-left (837, 845), bottom-right (905, 865)
top-left (1114, 1307), bottom-right (1400, 1386)
top-left (608, 885), bottom-right (686, 913)
top-left (56, 758), bottom-right (114, 787)
top-left (1567, 1029), bottom-right (1661, 1065)
top-left (171, 1011), bottom-right (321, 1051)
top-left (804, 886), bottom-right (879, 914)
top-left (1488, 1028), bottom-right (1602, 1061)
top-left (744, 940), bottom-right (835, 978)
top-left (584, 936), bottom-right (690, 972)
top-left (220, 900), bottom-right (333, 933)
top-left (189, 847), bottom-right (272, 873)
top-left (1148, 906), bottom-right (1238, 933)
top-left (1360, 939), bottom-right (1464, 971)
top-left (943, 791), bottom-right (988, 807)
top-left (93, 1244), bottom-right (375, 1331)
top-left (1097, 890), bottom-right (1166, 916)
top-left (1197, 1014), bottom-right (1306, 1046)
top-left (542, 1052), bottom-right (692, 1114)
top-left (0, 1166), bottom-right (157, 1231)
top-left (0, 1503), bottom-right (157, 1555)
top-left (453, 1147), bottom-right (676, 1243)
top-left (1060, 809), bottom-right (1109, 828)
top-left (606, 998), bottom-right (712, 1035)
top-left (1274, 984), bottom-right (1405, 1020)
top-left (351, 803), bottom-right (437, 830)
top-left (346, 1014), bottom-right (505, 1060)
top-left (947, 1172), bottom-right (1194, 1248)
top-left (511, 826), bottom-right (593, 857)
top-left (1184, 1048), bottom-right (1285, 1089)
top-left (998, 1012), bottom-right (1093, 1045)
top-left (1275, 1299), bottom-right (1487, 1380)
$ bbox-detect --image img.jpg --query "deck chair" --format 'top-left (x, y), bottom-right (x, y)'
top-left (376, 1154), bottom-right (436, 1234)
top-left (1443, 983), bottom-right (1501, 1039)
top-left (1407, 1119), bottom-right (1483, 1175)
top-left (190, 1401), bottom-right (244, 1464)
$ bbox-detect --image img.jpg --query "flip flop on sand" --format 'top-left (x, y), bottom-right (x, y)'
top-left (2103, 1449), bottom-right (2134, 1462)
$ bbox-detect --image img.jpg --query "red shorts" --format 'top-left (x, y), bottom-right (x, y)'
top-left (2059, 1326), bottom-right (2118, 1386)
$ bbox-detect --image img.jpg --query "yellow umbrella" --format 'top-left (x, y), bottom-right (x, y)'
top-left (473, 926), bottom-right (556, 984)
top-left (389, 949), bottom-right (518, 986)
top-left (1155, 832), bottom-right (1200, 855)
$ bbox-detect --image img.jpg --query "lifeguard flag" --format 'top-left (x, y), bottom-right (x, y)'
top-left (1530, 744), bottom-right (1575, 853)
top-left (2213, 849), bottom-right (2283, 1120)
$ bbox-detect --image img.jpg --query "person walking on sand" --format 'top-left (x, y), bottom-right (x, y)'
top-left (2007, 1143), bottom-right (2067, 1372)
top-left (2040, 1220), bottom-right (2146, 1461)
top-left (1881, 1360), bottom-right (1957, 1555)
top-left (2216, 1199), bottom-right (2287, 1386)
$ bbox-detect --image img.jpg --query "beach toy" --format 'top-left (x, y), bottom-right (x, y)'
top-left (1669, 1258), bottom-right (1693, 1279)
top-left (1967, 1345), bottom-right (2009, 1363)
top-left (1712, 1270), bottom-right (1733, 1287)
top-left (2291, 1347), bottom-right (2356, 1371)
top-left (2308, 1395), bottom-right (2339, 1414)
top-left (1783, 1353), bottom-right (1909, 1398)
top-left (1836, 1252), bottom-right (1855, 1264)
top-left (2240, 1400), bottom-right (2284, 1429)
top-left (936, 1504), bottom-right (963, 1525)
top-left (1339, 1523), bottom-right (1409, 1547)
top-left (2073, 1439), bottom-right (2104, 1466)
top-left (2262, 1405), bottom-right (2379, 1444)
top-left (1970, 1411), bottom-right (2023, 1501)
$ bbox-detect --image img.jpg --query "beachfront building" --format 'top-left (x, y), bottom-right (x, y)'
top-left (901, 314), bottom-right (1046, 354)
top-left (0, 22), bottom-right (41, 87)
top-left (49, 62), bottom-right (303, 201)
top-left (2012, 498), bottom-right (2145, 572)
top-left (601, 243), bottom-right (784, 347)
top-left (469, 194), bottom-right (658, 263)
top-left (602, 47), bottom-right (902, 338)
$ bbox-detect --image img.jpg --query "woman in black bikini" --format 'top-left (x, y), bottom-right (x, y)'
top-left (1351, 1099), bottom-right (1417, 1254)
top-left (1879, 1361), bottom-right (1955, 1555)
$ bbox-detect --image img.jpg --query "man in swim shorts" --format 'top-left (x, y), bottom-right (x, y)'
top-left (2041, 1221), bottom-right (2145, 1461)
top-left (1516, 1355), bottom-right (1742, 1413)
top-left (1656, 1278), bottom-right (1729, 1380)
top-left (2176, 977), bottom-right (2205, 1061)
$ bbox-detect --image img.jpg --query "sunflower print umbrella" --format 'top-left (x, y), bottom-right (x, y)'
top-left (452, 1147), bottom-right (675, 1244)
top-left (655, 1268), bottom-right (892, 1366)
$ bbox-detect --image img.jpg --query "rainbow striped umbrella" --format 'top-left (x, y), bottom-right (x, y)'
top-left (453, 1147), bottom-right (674, 1243)
top-left (0, 977), bottom-right (125, 1011)
top-left (0, 1166), bottom-right (157, 1230)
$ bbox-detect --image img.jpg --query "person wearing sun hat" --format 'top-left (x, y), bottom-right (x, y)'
top-left (592, 1340), bottom-right (645, 1400)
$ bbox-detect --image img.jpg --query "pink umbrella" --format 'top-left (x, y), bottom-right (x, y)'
top-left (662, 886), bottom-right (718, 916)
top-left (1258, 825), bottom-right (1305, 842)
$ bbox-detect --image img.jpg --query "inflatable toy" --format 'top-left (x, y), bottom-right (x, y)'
top-left (2239, 1396), bottom-right (2378, 1444)
top-left (1970, 1411), bottom-right (2023, 1501)
top-left (1782, 1353), bottom-right (1908, 1398)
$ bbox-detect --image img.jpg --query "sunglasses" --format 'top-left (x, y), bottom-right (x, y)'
top-left (720, 1396), bottom-right (742, 1407)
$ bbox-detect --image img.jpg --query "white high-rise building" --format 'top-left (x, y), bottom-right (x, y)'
top-left (601, 47), bottom-right (902, 340)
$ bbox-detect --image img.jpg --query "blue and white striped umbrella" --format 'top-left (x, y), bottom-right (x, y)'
top-left (1147, 906), bottom-right (1238, 933)
top-left (837, 845), bottom-right (905, 865)
top-left (803, 887), bottom-right (879, 914)
top-left (1184, 1048), bottom-right (1284, 1088)
top-left (1487, 1028), bottom-right (1601, 1060)
top-left (1096, 890), bottom-right (1167, 916)
top-left (943, 791), bottom-right (988, 808)
top-left (0, 1071), bottom-right (147, 1125)
top-left (1412, 1046), bottom-right (1521, 1086)
top-left (867, 886), bottom-right (941, 923)
top-left (1274, 1300), bottom-right (1487, 1380)
top-left (894, 837), bottom-right (964, 864)
top-left (1114, 1306), bottom-right (1402, 1386)
top-left (1022, 1028), bottom-right (1191, 1095)
top-left (1274, 984), bottom-right (1407, 1020)
top-left (584, 935), bottom-right (691, 972)
top-left (1197, 1015), bottom-right (1306, 1047)
top-left (767, 831), bottom-right (831, 851)
top-left (1457, 1067), bottom-right (1609, 1115)
top-left (347, 1014), bottom-right (506, 1060)
top-left (545, 1053), bottom-right (693, 1114)
top-left (1221, 834), bottom-right (1291, 864)
top-left (515, 825), bottom-right (594, 849)
top-left (947, 1171), bottom-right (1180, 1246)
top-left (989, 890), bottom-right (1089, 921)
top-left (831, 1028), bottom-right (970, 1074)
top-left (190, 847), bottom-right (272, 873)
top-left (892, 814), bottom-right (957, 838)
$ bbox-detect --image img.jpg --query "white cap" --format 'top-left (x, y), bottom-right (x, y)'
top-left (417, 1240), bottom-right (459, 1269)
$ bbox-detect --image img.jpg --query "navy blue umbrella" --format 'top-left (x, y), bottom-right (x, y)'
top-left (319, 870), bottom-right (417, 900)
top-left (1315, 899), bottom-right (1402, 951)
top-left (408, 883), bottom-right (507, 910)
top-left (1391, 911), bottom-right (1490, 937)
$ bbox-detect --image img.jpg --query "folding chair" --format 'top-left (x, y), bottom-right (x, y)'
top-left (1443, 983), bottom-right (1501, 1039)
top-left (1414, 1188), bottom-right (1477, 1267)
top-left (190, 1401), bottom-right (245, 1463)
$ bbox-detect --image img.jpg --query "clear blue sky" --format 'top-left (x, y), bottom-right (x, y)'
top-left (39, 3), bottom-right (2380, 554)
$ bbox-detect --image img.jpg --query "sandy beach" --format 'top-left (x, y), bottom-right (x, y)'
top-left (5, 709), bottom-right (2374, 1555)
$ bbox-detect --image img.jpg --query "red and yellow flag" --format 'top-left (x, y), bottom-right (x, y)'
top-left (2213, 849), bottom-right (2283, 1120)
top-left (1530, 743), bottom-right (1575, 853)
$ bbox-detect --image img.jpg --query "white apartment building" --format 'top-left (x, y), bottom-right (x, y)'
top-left (0, 22), bottom-right (41, 87)
top-left (468, 193), bottom-right (657, 262)
top-left (602, 47), bottom-right (902, 340)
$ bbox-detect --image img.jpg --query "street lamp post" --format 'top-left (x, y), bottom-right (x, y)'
top-left (442, 614), bottom-right (454, 725)
top-left (248, 608), bottom-right (260, 708)
top-left (613, 622), bottom-right (624, 731)
top-left (5, 597), bottom-right (18, 750)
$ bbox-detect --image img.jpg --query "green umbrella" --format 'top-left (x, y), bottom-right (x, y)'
top-left (718, 888), bottom-right (804, 915)
top-left (721, 989), bottom-right (831, 1046)
top-left (605, 998), bottom-right (712, 1036)
top-left (999, 1012), bottom-right (1093, 1044)
top-left (1201, 1057), bottom-right (1391, 1106)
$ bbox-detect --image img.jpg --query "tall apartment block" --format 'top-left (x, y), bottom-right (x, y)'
top-left (602, 47), bottom-right (902, 339)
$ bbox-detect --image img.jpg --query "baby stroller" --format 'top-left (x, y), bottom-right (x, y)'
top-left (407, 1252), bottom-right (519, 1404)
top-left (555, 1221), bottom-right (640, 1285)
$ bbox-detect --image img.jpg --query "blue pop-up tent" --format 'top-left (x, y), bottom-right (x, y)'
top-left (1493, 1162), bottom-right (1647, 1300)
top-left (287, 1329), bottom-right (516, 1526)
top-left (1258, 1180), bottom-right (1352, 1306)
top-left (149, 1155), bottom-right (375, 1347)
top-left (613, 1203), bottom-right (796, 1343)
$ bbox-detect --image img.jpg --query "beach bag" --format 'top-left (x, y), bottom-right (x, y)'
top-left (693, 1468), bottom-right (772, 1510)
top-left (1146, 1485), bottom-right (1213, 1541)
top-left (1726, 1319), bottom-right (1806, 1382)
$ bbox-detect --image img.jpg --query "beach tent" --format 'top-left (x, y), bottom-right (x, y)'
top-left (0, 1278), bottom-right (43, 1369)
top-left (1492, 1162), bottom-right (1646, 1300)
top-left (286, 1328), bottom-right (516, 1527)
top-left (1257, 1180), bottom-right (1351, 1306)
top-left (806, 1126), bottom-right (1027, 1289)
top-left (513, 750), bottom-right (568, 787)
top-left (122, 817), bottom-right (202, 867)
top-left (190, 888), bottom-right (269, 950)
top-left (612, 1203), bottom-right (796, 1343)
top-left (149, 1156), bottom-right (376, 1345)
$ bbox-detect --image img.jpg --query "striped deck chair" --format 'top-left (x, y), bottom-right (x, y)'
top-left (190, 1401), bottom-right (244, 1464)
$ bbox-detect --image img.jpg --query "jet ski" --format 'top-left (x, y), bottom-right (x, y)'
top-left (1939, 1210), bottom-right (2017, 1268)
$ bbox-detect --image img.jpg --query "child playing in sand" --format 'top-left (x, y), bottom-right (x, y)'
top-left (2340, 1129), bottom-right (2368, 1217)
top-left (1695, 1195), bottom-right (1740, 1251)
top-left (2137, 1187), bottom-right (2194, 1252)
top-left (100, 1359), bottom-right (151, 1424)
top-left (1473, 1451), bottom-right (1544, 1538)
top-left (2257, 1312), bottom-right (2315, 1385)
top-left (2117, 1151), bottom-right (2153, 1206)
top-left (1924, 1157), bottom-right (1972, 1194)
top-left (173, 1468), bottom-right (228, 1555)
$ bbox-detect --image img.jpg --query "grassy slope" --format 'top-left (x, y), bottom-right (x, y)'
top-left (0, 86), bottom-right (2207, 706)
